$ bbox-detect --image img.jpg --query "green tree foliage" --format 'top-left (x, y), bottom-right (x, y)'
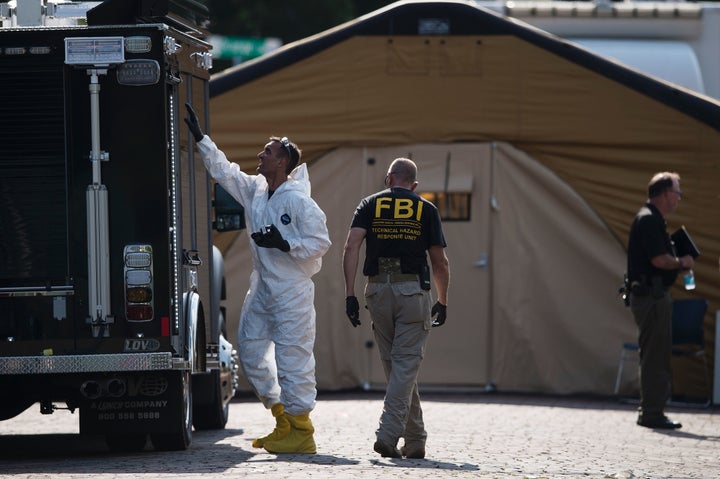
top-left (207, 0), bottom-right (395, 43)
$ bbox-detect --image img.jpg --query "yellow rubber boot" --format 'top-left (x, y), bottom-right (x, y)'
top-left (263, 412), bottom-right (317, 454)
top-left (252, 403), bottom-right (290, 448)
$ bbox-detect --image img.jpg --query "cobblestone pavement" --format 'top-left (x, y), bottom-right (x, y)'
top-left (0, 391), bottom-right (718, 479)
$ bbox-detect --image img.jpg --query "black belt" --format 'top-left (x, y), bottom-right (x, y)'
top-left (368, 273), bottom-right (418, 283)
top-left (631, 279), bottom-right (668, 297)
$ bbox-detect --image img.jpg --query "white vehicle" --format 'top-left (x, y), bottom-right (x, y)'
top-left (476, 0), bottom-right (720, 99)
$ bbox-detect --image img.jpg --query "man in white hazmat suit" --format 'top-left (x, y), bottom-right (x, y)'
top-left (185, 104), bottom-right (331, 454)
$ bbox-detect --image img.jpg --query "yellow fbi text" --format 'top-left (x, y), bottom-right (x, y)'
top-left (375, 197), bottom-right (424, 220)
top-left (372, 197), bottom-right (424, 240)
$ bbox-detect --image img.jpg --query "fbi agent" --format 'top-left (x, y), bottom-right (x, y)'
top-left (343, 157), bottom-right (450, 459)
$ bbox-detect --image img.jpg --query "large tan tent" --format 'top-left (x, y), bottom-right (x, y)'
top-left (202, 0), bottom-right (720, 396)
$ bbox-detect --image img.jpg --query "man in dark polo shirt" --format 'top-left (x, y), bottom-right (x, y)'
top-left (627, 171), bottom-right (694, 429)
top-left (342, 157), bottom-right (450, 459)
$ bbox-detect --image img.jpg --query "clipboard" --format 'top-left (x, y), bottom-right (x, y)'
top-left (671, 226), bottom-right (700, 258)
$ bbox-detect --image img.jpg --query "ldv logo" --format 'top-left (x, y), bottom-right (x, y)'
top-left (124, 338), bottom-right (161, 352)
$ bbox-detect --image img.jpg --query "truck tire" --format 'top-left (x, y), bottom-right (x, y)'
top-left (0, 397), bottom-right (34, 421)
top-left (106, 434), bottom-right (148, 452)
top-left (192, 369), bottom-right (229, 430)
top-left (151, 370), bottom-right (192, 451)
top-left (192, 308), bottom-right (235, 430)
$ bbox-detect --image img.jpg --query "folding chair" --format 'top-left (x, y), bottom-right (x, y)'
top-left (613, 298), bottom-right (710, 407)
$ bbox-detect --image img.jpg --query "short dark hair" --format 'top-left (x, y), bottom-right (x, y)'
top-left (270, 136), bottom-right (301, 174)
top-left (647, 171), bottom-right (680, 198)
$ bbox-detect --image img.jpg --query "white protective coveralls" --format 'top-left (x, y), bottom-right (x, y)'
top-left (196, 136), bottom-right (331, 416)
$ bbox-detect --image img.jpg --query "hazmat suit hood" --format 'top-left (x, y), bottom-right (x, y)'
top-left (287, 163), bottom-right (311, 197)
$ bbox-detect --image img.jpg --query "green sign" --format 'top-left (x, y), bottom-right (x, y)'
top-left (208, 35), bottom-right (281, 61)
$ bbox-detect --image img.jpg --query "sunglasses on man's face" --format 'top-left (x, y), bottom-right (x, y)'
top-left (279, 137), bottom-right (292, 158)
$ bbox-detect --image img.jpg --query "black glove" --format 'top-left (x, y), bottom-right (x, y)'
top-left (251, 224), bottom-right (290, 252)
top-left (431, 301), bottom-right (446, 328)
top-left (345, 296), bottom-right (360, 327)
top-left (184, 103), bottom-right (204, 142)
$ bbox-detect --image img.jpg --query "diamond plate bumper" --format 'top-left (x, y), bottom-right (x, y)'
top-left (0, 352), bottom-right (178, 375)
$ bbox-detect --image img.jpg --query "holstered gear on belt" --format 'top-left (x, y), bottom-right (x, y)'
top-left (368, 257), bottom-right (418, 283)
top-left (629, 275), bottom-right (667, 299)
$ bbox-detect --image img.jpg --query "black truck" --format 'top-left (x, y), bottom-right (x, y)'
top-left (0, 0), bottom-right (242, 451)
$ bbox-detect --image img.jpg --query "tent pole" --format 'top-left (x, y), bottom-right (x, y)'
top-left (485, 142), bottom-right (498, 393)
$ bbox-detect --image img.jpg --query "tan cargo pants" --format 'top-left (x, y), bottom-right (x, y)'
top-left (365, 277), bottom-right (432, 448)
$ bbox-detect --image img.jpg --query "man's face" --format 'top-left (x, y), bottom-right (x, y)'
top-left (256, 140), bottom-right (285, 177)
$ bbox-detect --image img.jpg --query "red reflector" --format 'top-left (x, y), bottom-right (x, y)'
top-left (161, 316), bottom-right (170, 336)
top-left (127, 305), bottom-right (153, 321)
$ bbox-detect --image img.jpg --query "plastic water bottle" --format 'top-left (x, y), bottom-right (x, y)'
top-left (683, 269), bottom-right (696, 290)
